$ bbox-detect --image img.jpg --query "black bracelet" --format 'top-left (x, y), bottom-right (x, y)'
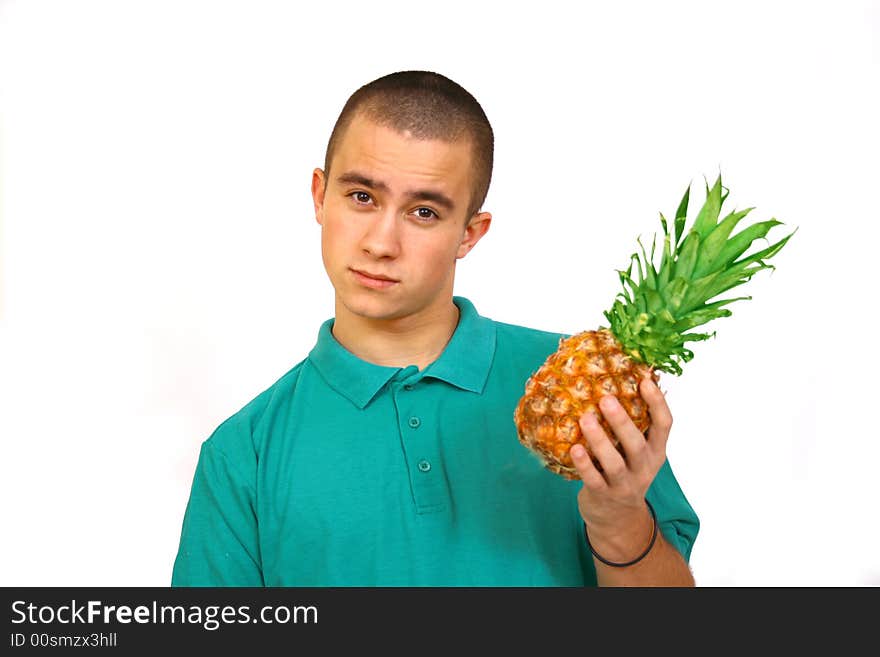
top-left (585, 499), bottom-right (658, 568)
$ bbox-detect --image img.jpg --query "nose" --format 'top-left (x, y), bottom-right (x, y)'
top-left (359, 208), bottom-right (401, 259)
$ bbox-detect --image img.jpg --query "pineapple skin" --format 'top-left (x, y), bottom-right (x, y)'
top-left (513, 329), bottom-right (659, 479)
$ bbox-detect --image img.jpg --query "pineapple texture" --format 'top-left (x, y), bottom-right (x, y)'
top-left (513, 174), bottom-right (795, 479)
top-left (514, 329), bottom-right (658, 479)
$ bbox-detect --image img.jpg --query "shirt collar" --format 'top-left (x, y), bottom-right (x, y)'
top-left (308, 296), bottom-right (496, 409)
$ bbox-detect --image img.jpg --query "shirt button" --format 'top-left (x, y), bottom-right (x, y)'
top-left (408, 416), bottom-right (421, 429)
top-left (417, 459), bottom-right (431, 472)
top-left (404, 384), bottom-right (414, 391)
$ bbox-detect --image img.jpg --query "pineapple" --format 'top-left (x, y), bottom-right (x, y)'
top-left (513, 174), bottom-right (795, 479)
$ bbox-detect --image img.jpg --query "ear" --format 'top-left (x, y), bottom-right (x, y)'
top-left (456, 211), bottom-right (492, 259)
top-left (311, 168), bottom-right (327, 225)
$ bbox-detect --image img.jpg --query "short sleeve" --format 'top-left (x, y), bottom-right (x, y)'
top-left (646, 459), bottom-right (700, 562)
top-left (171, 440), bottom-right (264, 586)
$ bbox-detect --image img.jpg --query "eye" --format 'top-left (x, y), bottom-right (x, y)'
top-left (349, 191), bottom-right (373, 205)
top-left (413, 207), bottom-right (438, 221)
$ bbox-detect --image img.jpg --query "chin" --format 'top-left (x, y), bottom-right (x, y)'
top-left (338, 289), bottom-right (406, 321)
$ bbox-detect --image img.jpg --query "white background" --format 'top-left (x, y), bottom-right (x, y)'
top-left (1, 0), bottom-right (877, 587)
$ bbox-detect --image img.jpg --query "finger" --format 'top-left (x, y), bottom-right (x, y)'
top-left (640, 377), bottom-right (672, 457)
top-left (578, 411), bottom-right (627, 484)
top-left (569, 443), bottom-right (608, 492)
top-left (598, 394), bottom-right (649, 470)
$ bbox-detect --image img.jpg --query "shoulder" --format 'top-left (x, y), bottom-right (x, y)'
top-left (204, 358), bottom-right (309, 460)
top-left (492, 318), bottom-right (568, 359)
top-left (493, 318), bottom-right (568, 344)
top-left (485, 317), bottom-right (569, 380)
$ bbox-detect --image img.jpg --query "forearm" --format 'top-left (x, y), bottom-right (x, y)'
top-left (584, 503), bottom-right (695, 587)
top-left (593, 533), bottom-right (695, 587)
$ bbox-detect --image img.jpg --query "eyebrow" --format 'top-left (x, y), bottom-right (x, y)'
top-left (336, 171), bottom-right (457, 212)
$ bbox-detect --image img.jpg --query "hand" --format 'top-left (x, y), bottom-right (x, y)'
top-left (570, 376), bottom-right (672, 560)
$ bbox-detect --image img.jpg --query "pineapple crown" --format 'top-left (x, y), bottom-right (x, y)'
top-left (604, 173), bottom-right (796, 375)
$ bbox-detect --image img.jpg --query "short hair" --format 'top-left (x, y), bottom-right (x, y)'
top-left (323, 70), bottom-right (494, 219)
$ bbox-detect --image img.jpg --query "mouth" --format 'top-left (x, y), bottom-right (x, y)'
top-left (350, 268), bottom-right (400, 289)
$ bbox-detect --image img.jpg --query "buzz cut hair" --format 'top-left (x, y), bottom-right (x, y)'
top-left (323, 70), bottom-right (494, 220)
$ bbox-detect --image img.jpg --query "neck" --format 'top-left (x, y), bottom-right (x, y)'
top-left (331, 298), bottom-right (461, 371)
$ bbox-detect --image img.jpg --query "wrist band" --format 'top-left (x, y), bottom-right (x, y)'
top-left (585, 499), bottom-right (658, 568)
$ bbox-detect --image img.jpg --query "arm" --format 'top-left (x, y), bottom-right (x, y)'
top-left (171, 441), bottom-right (264, 587)
top-left (571, 377), bottom-right (695, 587)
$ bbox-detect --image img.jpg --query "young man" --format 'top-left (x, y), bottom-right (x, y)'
top-left (171, 70), bottom-right (699, 587)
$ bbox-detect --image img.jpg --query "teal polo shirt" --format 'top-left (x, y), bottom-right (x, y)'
top-left (171, 296), bottom-right (699, 586)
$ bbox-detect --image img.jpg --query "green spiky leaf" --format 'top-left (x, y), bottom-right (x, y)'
top-left (690, 174), bottom-right (724, 240)
top-left (603, 174), bottom-right (796, 375)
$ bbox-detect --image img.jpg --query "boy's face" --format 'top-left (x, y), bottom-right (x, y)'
top-left (312, 114), bottom-right (491, 323)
